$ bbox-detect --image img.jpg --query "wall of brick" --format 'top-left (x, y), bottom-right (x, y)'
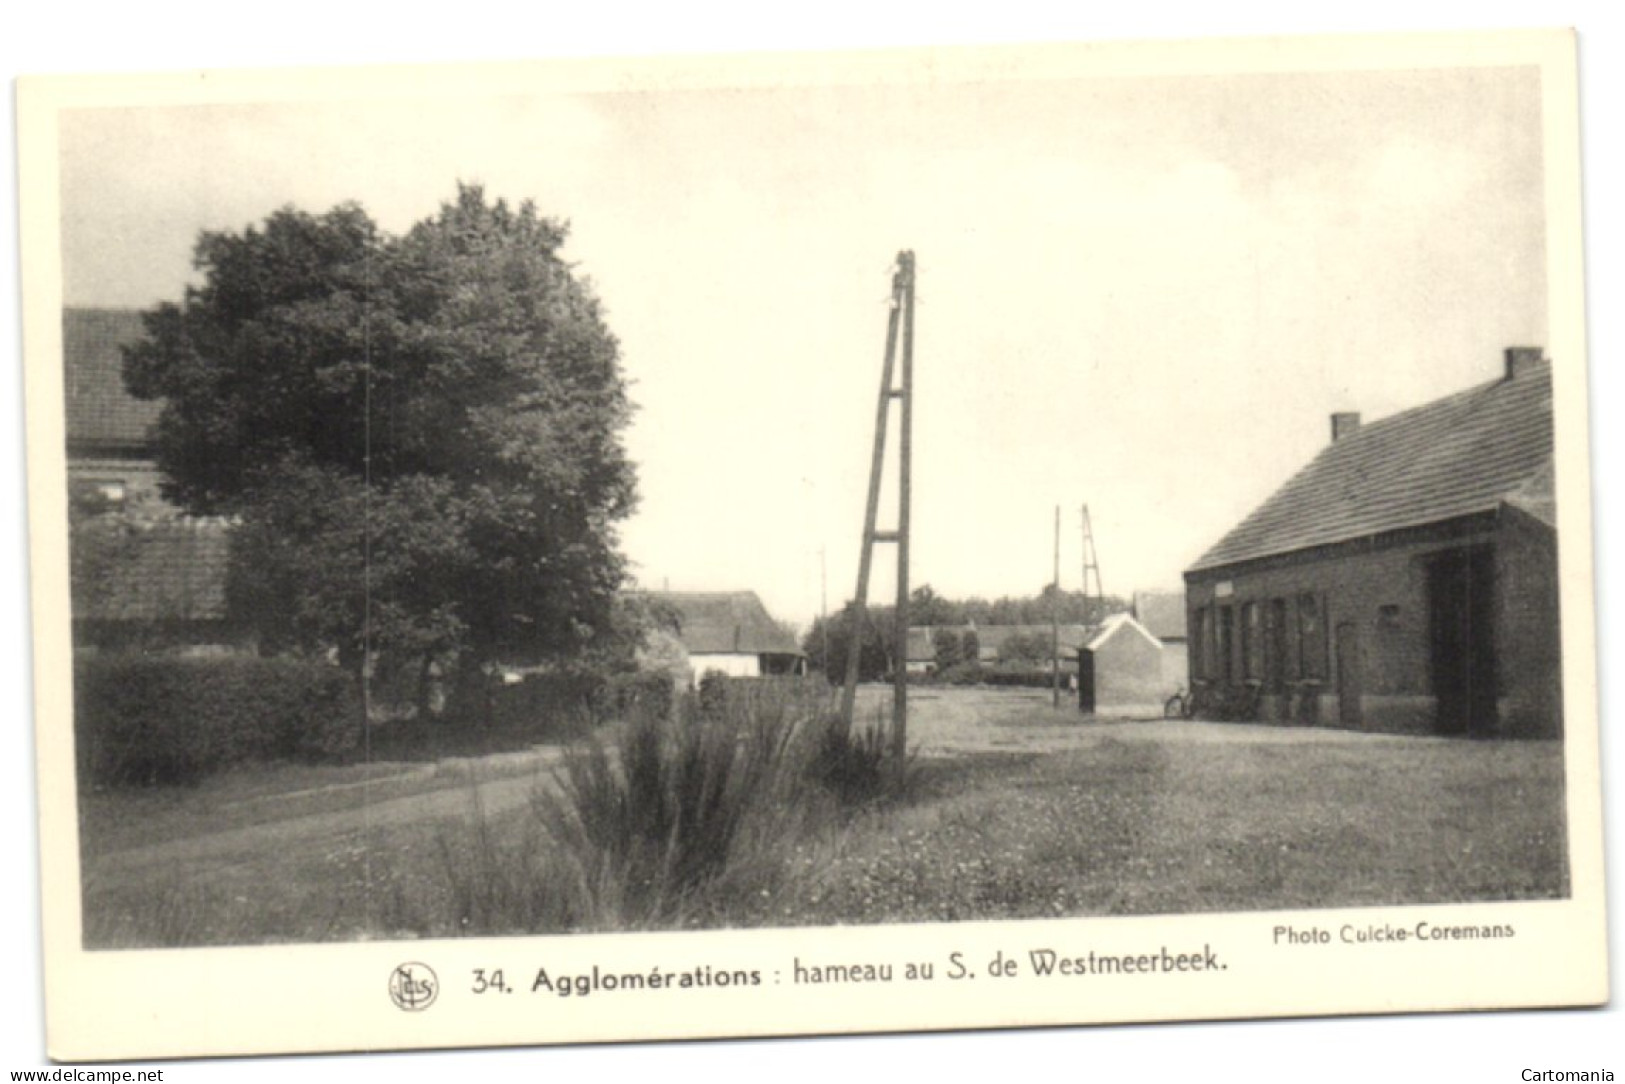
top-left (1495, 509), bottom-right (1563, 738)
top-left (1185, 514), bottom-right (1560, 738)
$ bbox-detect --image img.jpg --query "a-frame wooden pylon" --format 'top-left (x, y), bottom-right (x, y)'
top-left (839, 251), bottom-right (915, 768)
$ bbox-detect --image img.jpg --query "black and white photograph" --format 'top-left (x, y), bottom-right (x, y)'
top-left (7, 12), bottom-right (1616, 1075)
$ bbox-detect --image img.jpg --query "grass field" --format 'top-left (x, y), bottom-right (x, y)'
top-left (77, 688), bottom-right (1568, 947)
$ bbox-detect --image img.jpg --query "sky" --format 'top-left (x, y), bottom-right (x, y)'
top-left (54, 57), bottom-right (1550, 631)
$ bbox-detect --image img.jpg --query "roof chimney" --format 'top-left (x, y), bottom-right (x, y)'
top-left (1330, 412), bottom-right (1362, 443)
top-left (1505, 346), bottom-right (1544, 381)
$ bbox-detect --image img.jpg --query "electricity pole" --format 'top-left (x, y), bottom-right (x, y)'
top-left (820, 546), bottom-right (829, 677)
top-left (840, 251), bottom-right (916, 774)
top-left (1052, 504), bottom-right (1061, 709)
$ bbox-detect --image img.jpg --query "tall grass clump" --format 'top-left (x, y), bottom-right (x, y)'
top-left (809, 715), bottom-right (901, 807)
top-left (533, 679), bottom-right (822, 924)
top-left (437, 676), bottom-right (916, 932)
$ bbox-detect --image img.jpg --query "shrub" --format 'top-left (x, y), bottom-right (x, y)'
top-left (960, 629), bottom-right (980, 666)
top-left (695, 668), bottom-right (731, 718)
top-left (74, 654), bottom-right (359, 786)
top-left (937, 661), bottom-right (984, 686)
top-left (980, 667), bottom-right (1057, 688)
top-left (607, 669), bottom-right (677, 726)
top-left (487, 669), bottom-right (607, 737)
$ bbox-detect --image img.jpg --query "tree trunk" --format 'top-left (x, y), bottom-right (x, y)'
top-left (448, 656), bottom-right (495, 727)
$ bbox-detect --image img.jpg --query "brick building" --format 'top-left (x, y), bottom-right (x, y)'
top-left (1183, 348), bottom-right (1559, 738)
top-left (64, 307), bottom-right (250, 653)
top-left (64, 308), bottom-right (167, 512)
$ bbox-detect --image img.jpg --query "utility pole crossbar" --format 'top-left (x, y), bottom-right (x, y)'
top-left (840, 251), bottom-right (916, 773)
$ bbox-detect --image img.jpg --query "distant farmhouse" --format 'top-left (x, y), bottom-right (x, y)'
top-left (1184, 348), bottom-right (1559, 738)
top-left (64, 308), bottom-right (166, 511)
top-left (905, 623), bottom-right (1095, 673)
top-left (903, 624), bottom-right (1092, 672)
top-left (906, 616), bottom-right (1170, 711)
top-left (649, 591), bottom-right (807, 684)
top-left (65, 308), bottom-right (243, 653)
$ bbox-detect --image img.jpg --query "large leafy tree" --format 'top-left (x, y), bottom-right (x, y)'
top-left (124, 185), bottom-right (637, 698)
top-left (801, 602), bottom-right (894, 684)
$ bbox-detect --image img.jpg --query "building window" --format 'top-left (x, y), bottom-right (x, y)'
top-left (1241, 601), bottom-right (1262, 680)
top-left (1194, 606), bottom-right (1212, 680)
top-left (1298, 593), bottom-right (1326, 680)
top-left (1267, 597), bottom-right (1291, 688)
top-left (1217, 605), bottom-right (1235, 682)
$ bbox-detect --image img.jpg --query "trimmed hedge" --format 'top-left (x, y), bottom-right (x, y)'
top-left (74, 654), bottom-right (361, 786)
top-left (979, 668), bottom-right (1062, 688)
top-left (936, 662), bottom-right (984, 686)
top-left (909, 665), bottom-right (1064, 689)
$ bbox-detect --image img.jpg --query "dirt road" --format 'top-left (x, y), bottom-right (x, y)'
top-left (85, 689), bottom-right (1382, 890)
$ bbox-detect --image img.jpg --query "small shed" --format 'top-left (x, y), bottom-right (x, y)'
top-left (1077, 613), bottom-right (1167, 713)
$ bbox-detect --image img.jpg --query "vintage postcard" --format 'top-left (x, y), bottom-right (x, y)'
top-left (16, 27), bottom-right (1607, 1064)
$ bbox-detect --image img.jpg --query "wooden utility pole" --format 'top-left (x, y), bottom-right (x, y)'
top-left (1080, 503), bottom-right (1103, 625)
top-left (840, 252), bottom-right (916, 771)
top-left (820, 546), bottom-right (829, 675)
top-left (1052, 504), bottom-right (1061, 709)
top-left (893, 251), bottom-right (916, 765)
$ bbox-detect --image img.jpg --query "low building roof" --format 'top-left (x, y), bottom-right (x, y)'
top-left (73, 516), bottom-right (231, 623)
top-left (1190, 361), bottom-right (1554, 574)
top-left (1132, 590), bottom-right (1187, 641)
top-left (64, 308), bottom-right (160, 450)
top-left (649, 591), bottom-right (802, 656)
top-left (1084, 612), bottom-right (1163, 653)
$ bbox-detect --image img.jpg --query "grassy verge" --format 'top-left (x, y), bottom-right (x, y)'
top-left (727, 733), bottom-right (1568, 926)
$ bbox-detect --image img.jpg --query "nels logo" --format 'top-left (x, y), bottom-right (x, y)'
top-left (389, 962), bottom-right (439, 1011)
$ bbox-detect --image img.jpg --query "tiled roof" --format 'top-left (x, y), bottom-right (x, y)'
top-left (63, 308), bottom-right (160, 448)
top-left (651, 591), bottom-right (802, 656)
top-left (1132, 590), bottom-right (1187, 641)
top-left (1503, 457), bottom-right (1556, 529)
top-left (1190, 362), bottom-right (1554, 573)
top-left (1084, 612), bottom-right (1163, 652)
top-left (73, 516), bottom-right (231, 623)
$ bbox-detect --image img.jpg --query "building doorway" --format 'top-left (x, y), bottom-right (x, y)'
top-left (1336, 622), bottom-right (1362, 729)
top-left (1077, 650), bottom-right (1095, 714)
top-left (1427, 545), bottom-right (1497, 737)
